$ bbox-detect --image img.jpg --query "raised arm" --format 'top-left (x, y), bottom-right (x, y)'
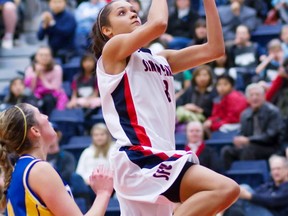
top-left (160, 0), bottom-right (225, 73)
top-left (102, 0), bottom-right (168, 74)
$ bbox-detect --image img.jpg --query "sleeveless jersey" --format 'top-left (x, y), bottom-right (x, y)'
top-left (97, 48), bottom-right (176, 151)
top-left (6, 155), bottom-right (72, 216)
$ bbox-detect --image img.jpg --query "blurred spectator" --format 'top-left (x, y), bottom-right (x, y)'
top-left (3, 77), bottom-right (37, 106)
top-left (37, 0), bottom-right (77, 62)
top-left (67, 53), bottom-right (101, 116)
top-left (24, 46), bottom-right (68, 116)
top-left (185, 121), bottom-right (223, 173)
top-left (47, 122), bottom-right (76, 184)
top-left (176, 65), bottom-right (216, 123)
top-left (227, 25), bottom-right (263, 90)
top-left (255, 39), bottom-right (285, 87)
top-left (0, 0), bottom-right (19, 49)
top-left (266, 57), bottom-right (288, 118)
top-left (218, 0), bottom-right (258, 41)
top-left (225, 154), bottom-right (288, 216)
top-left (221, 83), bottom-right (283, 170)
top-left (280, 25), bottom-right (288, 58)
top-left (228, 25), bottom-right (261, 69)
top-left (159, 0), bottom-right (199, 49)
top-left (272, 0), bottom-right (288, 24)
top-left (203, 74), bottom-right (247, 132)
top-left (74, 0), bottom-right (106, 54)
top-left (190, 18), bottom-right (207, 46)
top-left (76, 123), bottom-right (113, 185)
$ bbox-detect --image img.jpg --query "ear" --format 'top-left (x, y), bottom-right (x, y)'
top-left (102, 26), bottom-right (113, 39)
top-left (30, 126), bottom-right (41, 138)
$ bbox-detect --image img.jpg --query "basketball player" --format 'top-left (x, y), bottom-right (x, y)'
top-left (91, 0), bottom-right (240, 215)
top-left (0, 103), bottom-right (113, 216)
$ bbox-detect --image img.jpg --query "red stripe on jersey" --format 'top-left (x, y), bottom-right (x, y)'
top-left (124, 74), bottom-right (152, 147)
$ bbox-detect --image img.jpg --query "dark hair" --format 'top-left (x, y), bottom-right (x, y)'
top-left (78, 53), bottom-right (96, 81)
top-left (216, 74), bottom-right (235, 87)
top-left (0, 103), bottom-right (37, 208)
top-left (91, 1), bottom-right (116, 59)
top-left (4, 77), bottom-right (24, 104)
top-left (191, 65), bottom-right (213, 87)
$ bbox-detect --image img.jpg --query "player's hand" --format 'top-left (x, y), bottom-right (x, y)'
top-left (89, 165), bottom-right (114, 196)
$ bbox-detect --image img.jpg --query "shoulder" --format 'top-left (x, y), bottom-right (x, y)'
top-left (263, 102), bottom-right (280, 114)
top-left (242, 6), bottom-right (257, 15)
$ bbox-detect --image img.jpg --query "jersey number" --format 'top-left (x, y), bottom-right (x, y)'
top-left (163, 80), bottom-right (171, 102)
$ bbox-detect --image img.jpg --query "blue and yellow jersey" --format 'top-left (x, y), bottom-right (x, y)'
top-left (6, 155), bottom-right (72, 216)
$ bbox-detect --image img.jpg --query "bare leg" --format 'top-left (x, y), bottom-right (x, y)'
top-left (174, 165), bottom-right (240, 216)
top-left (2, 2), bottom-right (18, 37)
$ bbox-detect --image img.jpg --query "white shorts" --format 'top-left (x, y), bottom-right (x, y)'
top-left (110, 145), bottom-right (199, 216)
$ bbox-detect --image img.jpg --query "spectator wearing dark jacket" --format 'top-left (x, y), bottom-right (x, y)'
top-left (159, 0), bottom-right (199, 49)
top-left (222, 83), bottom-right (283, 170)
top-left (37, 0), bottom-right (77, 62)
top-left (225, 155), bottom-right (288, 216)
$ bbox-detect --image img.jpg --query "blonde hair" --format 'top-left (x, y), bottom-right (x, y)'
top-left (91, 123), bottom-right (112, 158)
top-left (0, 103), bottom-right (36, 208)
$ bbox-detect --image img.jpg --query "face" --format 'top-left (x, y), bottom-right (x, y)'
top-left (216, 79), bottom-right (233, 96)
top-left (247, 87), bottom-right (265, 110)
top-left (35, 48), bottom-right (53, 66)
top-left (49, 0), bottom-right (66, 14)
top-left (92, 128), bottom-right (109, 147)
top-left (29, 105), bottom-right (57, 146)
top-left (270, 158), bottom-right (288, 185)
top-left (195, 69), bottom-right (211, 88)
top-left (176, 0), bottom-right (190, 10)
top-left (195, 26), bottom-right (207, 39)
top-left (10, 79), bottom-right (25, 97)
top-left (281, 27), bottom-right (288, 43)
top-left (82, 58), bottom-right (95, 73)
top-left (104, 1), bottom-right (141, 37)
top-left (235, 26), bottom-right (250, 43)
top-left (186, 122), bottom-right (203, 143)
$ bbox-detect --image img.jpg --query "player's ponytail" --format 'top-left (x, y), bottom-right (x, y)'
top-left (91, 2), bottom-right (114, 59)
top-left (0, 143), bottom-right (13, 209)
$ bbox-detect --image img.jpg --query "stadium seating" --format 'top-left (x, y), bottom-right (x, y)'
top-left (225, 160), bottom-right (270, 189)
top-left (49, 108), bottom-right (85, 145)
top-left (61, 135), bottom-right (91, 162)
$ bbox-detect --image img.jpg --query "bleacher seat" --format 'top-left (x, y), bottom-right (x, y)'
top-left (106, 198), bottom-right (120, 216)
top-left (61, 135), bottom-right (91, 162)
top-left (225, 160), bottom-right (270, 189)
top-left (50, 108), bottom-right (85, 145)
top-left (205, 130), bottom-right (238, 154)
top-left (175, 132), bottom-right (186, 150)
top-left (251, 24), bottom-right (282, 49)
top-left (62, 56), bottom-right (81, 83)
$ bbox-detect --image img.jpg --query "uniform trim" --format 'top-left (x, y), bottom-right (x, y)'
top-left (120, 145), bottom-right (183, 169)
top-left (112, 73), bottom-right (152, 147)
top-left (23, 159), bottom-right (48, 209)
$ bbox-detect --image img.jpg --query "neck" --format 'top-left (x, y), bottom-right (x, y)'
top-left (22, 149), bottom-right (47, 161)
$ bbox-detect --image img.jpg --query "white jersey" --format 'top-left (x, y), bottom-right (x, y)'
top-left (97, 48), bottom-right (176, 151)
top-left (97, 48), bottom-right (198, 215)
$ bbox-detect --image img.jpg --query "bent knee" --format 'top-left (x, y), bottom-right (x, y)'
top-left (216, 177), bottom-right (240, 202)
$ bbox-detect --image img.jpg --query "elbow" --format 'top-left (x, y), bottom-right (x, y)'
top-left (152, 20), bottom-right (168, 35)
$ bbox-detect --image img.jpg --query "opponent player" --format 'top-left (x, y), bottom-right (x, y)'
top-left (92, 0), bottom-right (240, 215)
top-left (0, 103), bottom-right (113, 216)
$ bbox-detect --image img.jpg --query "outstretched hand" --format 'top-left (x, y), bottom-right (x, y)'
top-left (89, 165), bottom-right (114, 197)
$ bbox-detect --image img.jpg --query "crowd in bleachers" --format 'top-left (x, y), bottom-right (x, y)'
top-left (1, 0), bottom-right (288, 215)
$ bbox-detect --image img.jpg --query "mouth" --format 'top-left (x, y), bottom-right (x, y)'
top-left (132, 20), bottom-right (141, 25)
